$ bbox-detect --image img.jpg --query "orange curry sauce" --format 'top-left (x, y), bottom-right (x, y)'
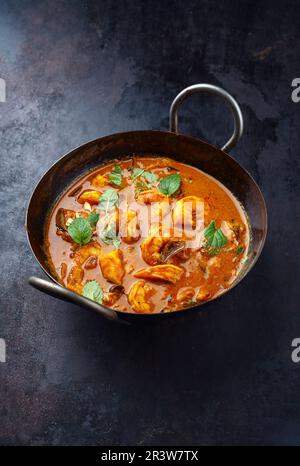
top-left (45, 156), bottom-right (250, 314)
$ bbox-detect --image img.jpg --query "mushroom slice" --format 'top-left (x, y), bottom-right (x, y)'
top-left (128, 281), bottom-right (154, 313)
top-left (134, 264), bottom-right (184, 284)
top-left (140, 225), bottom-right (171, 265)
top-left (99, 249), bottom-right (125, 285)
top-left (55, 208), bottom-right (76, 230)
top-left (160, 241), bottom-right (185, 262)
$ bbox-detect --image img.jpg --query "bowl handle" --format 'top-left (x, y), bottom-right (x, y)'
top-left (169, 83), bottom-right (243, 152)
top-left (28, 276), bottom-right (128, 324)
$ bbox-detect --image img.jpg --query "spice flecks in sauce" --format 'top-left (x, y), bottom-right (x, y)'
top-left (45, 157), bottom-right (250, 313)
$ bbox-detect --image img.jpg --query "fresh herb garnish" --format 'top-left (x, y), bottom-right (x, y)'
top-left (144, 171), bottom-right (158, 183)
top-left (203, 220), bottom-right (228, 255)
top-left (108, 164), bottom-right (123, 186)
top-left (100, 222), bottom-right (121, 249)
top-left (83, 280), bottom-right (103, 304)
top-left (158, 173), bottom-right (181, 196)
top-left (98, 189), bottom-right (119, 213)
top-left (87, 212), bottom-right (99, 228)
top-left (236, 246), bottom-right (244, 255)
top-left (67, 217), bottom-right (93, 246)
top-left (132, 168), bottom-right (158, 184)
top-left (132, 168), bottom-right (144, 180)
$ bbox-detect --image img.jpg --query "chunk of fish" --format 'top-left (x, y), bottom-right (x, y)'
top-left (55, 208), bottom-right (76, 230)
top-left (74, 242), bottom-right (102, 266)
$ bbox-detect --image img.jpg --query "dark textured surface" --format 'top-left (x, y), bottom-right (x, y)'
top-left (0, 0), bottom-right (300, 446)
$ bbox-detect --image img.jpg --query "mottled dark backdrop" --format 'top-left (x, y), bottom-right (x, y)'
top-left (0, 0), bottom-right (300, 446)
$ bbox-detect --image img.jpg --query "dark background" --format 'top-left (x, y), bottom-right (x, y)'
top-left (0, 0), bottom-right (299, 446)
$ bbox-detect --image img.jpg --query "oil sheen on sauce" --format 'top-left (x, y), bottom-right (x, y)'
top-left (45, 156), bottom-right (250, 314)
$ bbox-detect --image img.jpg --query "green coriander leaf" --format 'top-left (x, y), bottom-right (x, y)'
top-left (204, 220), bottom-right (228, 254)
top-left (67, 217), bottom-right (92, 246)
top-left (83, 280), bottom-right (103, 304)
top-left (158, 173), bottom-right (181, 196)
top-left (98, 189), bottom-right (119, 213)
top-left (236, 246), bottom-right (244, 255)
top-left (108, 164), bottom-right (123, 186)
top-left (87, 212), bottom-right (99, 228)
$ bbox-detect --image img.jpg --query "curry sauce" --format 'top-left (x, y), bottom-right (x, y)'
top-left (45, 156), bottom-right (250, 313)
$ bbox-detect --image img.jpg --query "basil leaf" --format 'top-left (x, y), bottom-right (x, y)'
top-left (132, 168), bottom-right (144, 179)
top-left (87, 212), bottom-right (99, 228)
top-left (83, 280), bottom-right (103, 304)
top-left (100, 222), bottom-right (121, 249)
top-left (158, 173), bottom-right (181, 196)
top-left (98, 189), bottom-right (119, 213)
top-left (204, 220), bottom-right (228, 254)
top-left (132, 168), bottom-right (158, 184)
top-left (144, 171), bottom-right (158, 183)
top-left (67, 217), bottom-right (92, 246)
top-left (108, 164), bottom-right (123, 186)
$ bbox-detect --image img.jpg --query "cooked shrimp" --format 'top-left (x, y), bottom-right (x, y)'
top-left (172, 196), bottom-right (207, 229)
top-left (55, 208), bottom-right (76, 230)
top-left (140, 224), bottom-right (170, 265)
top-left (141, 224), bottom-right (186, 265)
